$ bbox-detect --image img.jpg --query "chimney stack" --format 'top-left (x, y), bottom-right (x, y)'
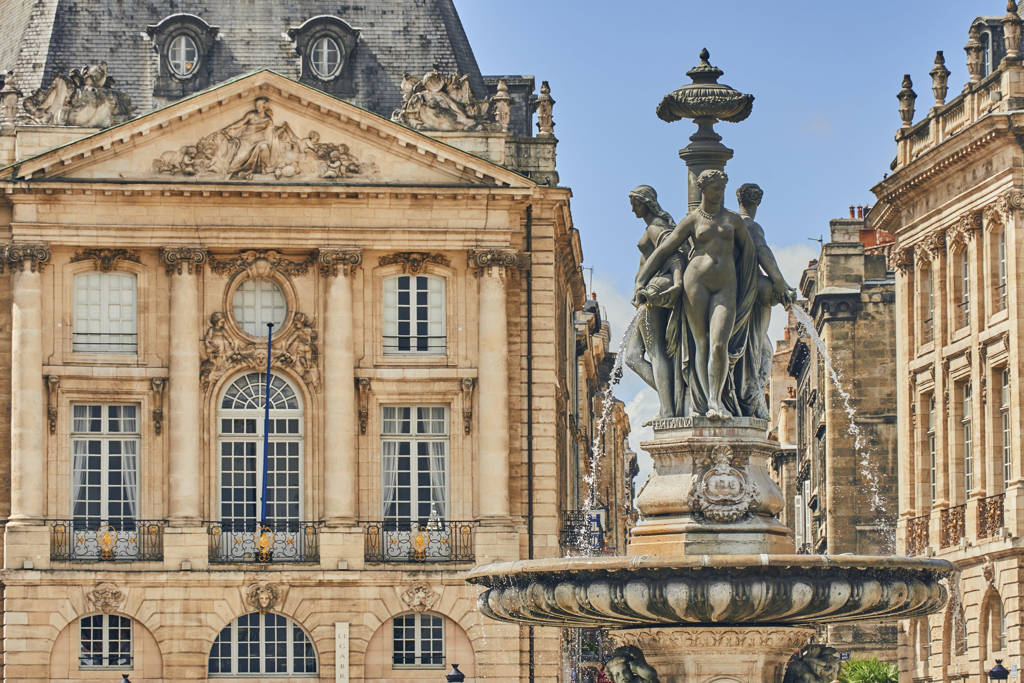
top-left (857, 206), bottom-right (864, 219)
top-left (849, 205), bottom-right (855, 218)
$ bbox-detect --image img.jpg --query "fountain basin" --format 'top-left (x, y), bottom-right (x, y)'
top-left (468, 554), bottom-right (952, 629)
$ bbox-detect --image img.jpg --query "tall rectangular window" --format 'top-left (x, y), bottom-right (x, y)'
top-left (997, 229), bottom-right (1008, 311)
top-left (382, 275), bottom-right (445, 354)
top-left (80, 614), bottom-right (132, 668)
top-left (959, 250), bottom-right (971, 328)
top-left (928, 395), bottom-right (937, 504)
top-left (392, 613), bottom-right (444, 668)
top-left (962, 383), bottom-right (973, 498)
top-left (73, 272), bottom-right (137, 353)
top-left (72, 404), bottom-right (138, 527)
top-left (1002, 369), bottom-right (1012, 489)
top-left (381, 406), bottom-right (448, 521)
top-left (923, 268), bottom-right (934, 341)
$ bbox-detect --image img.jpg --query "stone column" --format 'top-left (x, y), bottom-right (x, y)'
top-left (319, 249), bottom-right (362, 524)
top-left (471, 249), bottom-right (521, 520)
top-left (5, 244), bottom-right (50, 524)
top-left (161, 247), bottom-right (207, 525)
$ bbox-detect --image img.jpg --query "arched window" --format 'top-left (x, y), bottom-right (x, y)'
top-left (73, 271), bottom-right (137, 353)
top-left (217, 373), bottom-right (303, 532)
top-left (209, 612), bottom-right (317, 676)
top-left (382, 274), bottom-right (445, 354)
top-left (393, 612), bottom-right (444, 668)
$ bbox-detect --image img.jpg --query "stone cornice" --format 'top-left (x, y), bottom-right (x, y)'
top-left (159, 246), bottom-right (207, 275)
top-left (318, 248), bottom-right (362, 277)
top-left (0, 243), bottom-right (50, 272)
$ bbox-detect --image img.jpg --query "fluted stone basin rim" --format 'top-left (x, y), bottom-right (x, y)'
top-left (467, 554), bottom-right (953, 629)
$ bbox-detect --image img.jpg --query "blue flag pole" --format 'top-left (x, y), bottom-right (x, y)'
top-left (260, 322), bottom-right (274, 526)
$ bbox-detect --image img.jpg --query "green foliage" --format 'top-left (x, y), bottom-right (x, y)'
top-left (838, 657), bottom-right (898, 683)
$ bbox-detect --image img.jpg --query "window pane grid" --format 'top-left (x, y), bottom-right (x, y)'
top-left (233, 279), bottom-right (287, 337)
top-left (382, 406), bottom-right (448, 522)
top-left (1002, 369), bottom-right (1012, 487)
top-left (73, 272), bottom-right (137, 353)
top-left (311, 36), bottom-right (342, 78)
top-left (962, 384), bottom-right (973, 497)
top-left (392, 614), bottom-right (444, 668)
top-left (383, 275), bottom-right (445, 355)
top-left (72, 404), bottom-right (138, 524)
top-left (208, 612), bottom-right (317, 675)
top-left (79, 614), bottom-right (132, 669)
top-left (928, 395), bottom-right (936, 504)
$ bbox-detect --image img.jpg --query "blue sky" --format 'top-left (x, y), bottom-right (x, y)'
top-left (458, 1), bottom-right (987, 477)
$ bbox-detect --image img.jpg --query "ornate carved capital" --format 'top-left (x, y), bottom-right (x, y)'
top-left (70, 248), bottom-right (140, 272)
top-left (468, 248), bottom-right (529, 277)
top-left (209, 250), bottom-right (315, 279)
top-left (244, 582), bottom-right (281, 613)
top-left (460, 377), bottom-right (476, 434)
top-left (150, 378), bottom-right (166, 435)
top-left (400, 584), bottom-right (439, 613)
top-left (160, 246), bottom-right (207, 275)
top-left (892, 244), bottom-right (914, 273)
top-left (378, 252), bottom-right (450, 274)
top-left (318, 248), bottom-right (363, 277)
top-left (0, 243), bottom-right (50, 273)
top-left (86, 582), bottom-right (125, 614)
top-left (357, 378), bottom-right (371, 435)
top-left (45, 375), bottom-right (59, 434)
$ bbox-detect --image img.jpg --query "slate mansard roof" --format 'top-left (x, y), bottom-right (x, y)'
top-left (0, 0), bottom-right (536, 133)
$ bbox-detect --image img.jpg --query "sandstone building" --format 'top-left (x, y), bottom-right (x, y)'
top-left (870, 2), bottom-right (1024, 679)
top-left (0, 2), bottom-right (624, 681)
top-left (768, 211), bottom-right (899, 661)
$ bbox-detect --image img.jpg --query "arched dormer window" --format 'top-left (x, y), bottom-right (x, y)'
top-left (146, 14), bottom-right (219, 96)
top-left (209, 612), bottom-right (317, 676)
top-left (287, 16), bottom-right (360, 86)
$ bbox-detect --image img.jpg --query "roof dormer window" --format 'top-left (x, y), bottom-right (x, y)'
top-left (310, 36), bottom-right (343, 79)
top-left (288, 16), bottom-right (360, 87)
top-left (168, 34), bottom-right (199, 78)
top-left (146, 14), bottom-right (219, 96)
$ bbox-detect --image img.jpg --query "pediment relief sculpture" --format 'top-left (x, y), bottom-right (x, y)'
top-left (392, 63), bottom-right (506, 132)
top-left (24, 63), bottom-right (135, 128)
top-left (201, 310), bottom-right (320, 391)
top-left (209, 250), bottom-right (315, 279)
top-left (153, 97), bottom-right (380, 181)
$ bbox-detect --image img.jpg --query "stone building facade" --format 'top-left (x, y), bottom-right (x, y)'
top-left (870, 3), bottom-right (1024, 679)
top-left (0, 3), bottom-right (606, 681)
top-left (769, 213), bottom-right (899, 661)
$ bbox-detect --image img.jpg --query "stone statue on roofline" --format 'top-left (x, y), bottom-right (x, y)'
top-left (391, 62), bottom-right (505, 132)
top-left (23, 62), bottom-right (135, 127)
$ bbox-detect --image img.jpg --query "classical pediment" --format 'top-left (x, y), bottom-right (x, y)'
top-left (5, 70), bottom-right (531, 188)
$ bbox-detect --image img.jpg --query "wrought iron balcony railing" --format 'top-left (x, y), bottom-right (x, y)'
top-left (363, 520), bottom-right (475, 563)
top-left (977, 493), bottom-right (1005, 539)
top-left (906, 514), bottom-right (929, 557)
top-left (939, 504), bottom-right (966, 549)
top-left (206, 520), bottom-right (321, 563)
top-left (49, 519), bottom-right (164, 561)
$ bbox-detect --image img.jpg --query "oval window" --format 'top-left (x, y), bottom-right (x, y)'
top-left (168, 34), bottom-right (199, 78)
top-left (232, 279), bottom-right (287, 336)
top-left (310, 36), bottom-right (342, 79)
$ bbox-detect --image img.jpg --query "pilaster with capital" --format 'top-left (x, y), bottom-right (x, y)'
top-left (4, 244), bottom-right (50, 524)
top-left (160, 246), bottom-right (207, 524)
top-left (320, 249), bottom-right (362, 523)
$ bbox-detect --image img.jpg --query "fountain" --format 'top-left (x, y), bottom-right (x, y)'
top-left (467, 50), bottom-right (953, 682)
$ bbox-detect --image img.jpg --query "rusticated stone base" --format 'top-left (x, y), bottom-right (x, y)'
top-left (612, 626), bottom-right (814, 682)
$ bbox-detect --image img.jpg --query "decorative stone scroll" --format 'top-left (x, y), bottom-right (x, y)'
top-left (468, 248), bottom-right (528, 277)
top-left (357, 378), bottom-right (371, 435)
top-left (318, 248), bottom-right (362, 277)
top-left (159, 246), bottom-right (207, 275)
top-left (23, 63), bottom-right (135, 128)
top-left (400, 584), bottom-right (439, 613)
top-left (892, 244), bottom-right (913, 273)
top-left (153, 97), bottom-right (379, 181)
top-left (209, 250), bottom-right (315, 278)
top-left (70, 248), bottom-right (140, 272)
top-left (378, 252), bottom-right (450, 274)
top-left (0, 243), bottom-right (50, 273)
top-left (947, 212), bottom-right (981, 252)
top-left (86, 582), bottom-right (125, 614)
top-left (985, 189), bottom-right (1024, 227)
top-left (199, 310), bottom-right (320, 391)
top-left (687, 445), bottom-right (760, 522)
top-left (460, 378), bottom-right (476, 434)
top-left (244, 582), bottom-right (280, 613)
top-left (391, 63), bottom-right (504, 132)
top-left (150, 378), bottom-right (166, 435)
top-left (45, 375), bottom-right (59, 434)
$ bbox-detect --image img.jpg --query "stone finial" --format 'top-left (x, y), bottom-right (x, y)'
top-left (534, 81), bottom-right (555, 137)
top-left (965, 25), bottom-right (985, 84)
top-left (1004, 1), bottom-right (1023, 62)
top-left (491, 78), bottom-right (512, 132)
top-left (930, 51), bottom-right (950, 107)
top-left (897, 74), bottom-right (917, 127)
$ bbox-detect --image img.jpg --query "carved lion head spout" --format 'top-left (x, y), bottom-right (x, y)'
top-left (604, 645), bottom-right (660, 683)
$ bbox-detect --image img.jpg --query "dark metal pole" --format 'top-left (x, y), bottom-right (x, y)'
top-left (260, 322), bottom-right (274, 525)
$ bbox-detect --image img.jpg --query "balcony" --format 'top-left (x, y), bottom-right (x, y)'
top-left (906, 514), bottom-right (929, 557)
top-left (49, 519), bottom-right (164, 561)
top-left (977, 493), bottom-right (1005, 539)
top-left (206, 520), bottom-right (321, 563)
top-left (363, 520), bottom-right (475, 563)
top-left (939, 504), bottom-right (965, 549)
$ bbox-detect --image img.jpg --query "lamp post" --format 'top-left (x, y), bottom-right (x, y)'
top-left (989, 659), bottom-right (1010, 680)
top-left (445, 663), bottom-right (466, 682)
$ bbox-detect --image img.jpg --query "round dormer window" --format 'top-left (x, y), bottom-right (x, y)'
top-left (168, 34), bottom-right (199, 78)
top-left (310, 36), bottom-right (342, 79)
top-left (232, 279), bottom-right (287, 337)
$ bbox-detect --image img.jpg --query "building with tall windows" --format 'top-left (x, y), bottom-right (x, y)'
top-left (869, 2), bottom-right (1024, 679)
top-left (0, 2), bottom-right (608, 681)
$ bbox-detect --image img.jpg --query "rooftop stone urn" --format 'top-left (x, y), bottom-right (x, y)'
top-left (467, 51), bottom-right (952, 683)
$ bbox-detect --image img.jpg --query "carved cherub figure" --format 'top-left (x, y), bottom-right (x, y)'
top-left (783, 644), bottom-right (840, 683)
top-left (604, 646), bottom-right (660, 683)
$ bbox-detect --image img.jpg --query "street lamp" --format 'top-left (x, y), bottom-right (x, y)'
top-left (445, 663), bottom-right (466, 682)
top-left (989, 659), bottom-right (1010, 680)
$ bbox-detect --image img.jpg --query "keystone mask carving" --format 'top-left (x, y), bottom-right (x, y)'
top-left (86, 582), bottom-right (125, 614)
top-left (401, 584), bottom-right (439, 613)
top-left (23, 63), bottom-right (135, 127)
top-left (245, 582), bottom-right (280, 613)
